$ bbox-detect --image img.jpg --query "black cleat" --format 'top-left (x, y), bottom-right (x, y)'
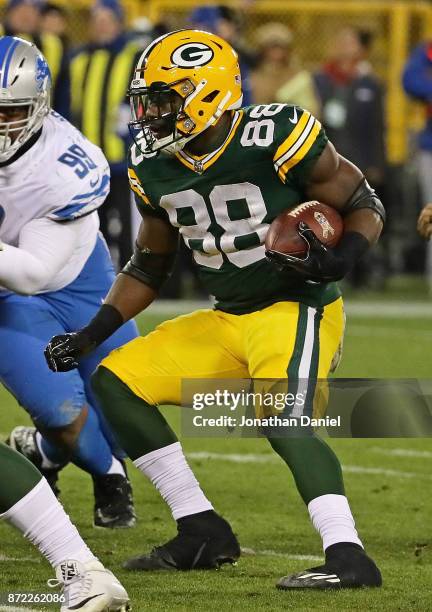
top-left (6, 426), bottom-right (62, 496)
top-left (93, 464), bottom-right (136, 529)
top-left (277, 543), bottom-right (382, 590)
top-left (123, 510), bottom-right (240, 570)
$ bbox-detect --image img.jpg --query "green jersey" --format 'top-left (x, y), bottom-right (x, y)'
top-left (128, 104), bottom-right (341, 315)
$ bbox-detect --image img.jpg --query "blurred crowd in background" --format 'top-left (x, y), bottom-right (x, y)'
top-left (2, 0), bottom-right (432, 297)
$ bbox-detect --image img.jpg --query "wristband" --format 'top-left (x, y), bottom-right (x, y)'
top-left (81, 304), bottom-right (124, 347)
top-left (334, 231), bottom-right (370, 274)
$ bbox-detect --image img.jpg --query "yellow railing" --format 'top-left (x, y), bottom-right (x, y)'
top-left (148, 0), bottom-right (432, 164)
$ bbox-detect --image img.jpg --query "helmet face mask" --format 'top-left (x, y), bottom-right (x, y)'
top-left (0, 101), bottom-right (41, 158)
top-left (0, 104), bottom-right (31, 146)
top-left (0, 37), bottom-right (51, 162)
top-left (129, 80), bottom-right (191, 156)
top-left (128, 29), bottom-right (243, 157)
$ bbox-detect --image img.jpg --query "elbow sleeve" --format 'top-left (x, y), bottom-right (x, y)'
top-left (342, 178), bottom-right (386, 224)
top-left (121, 243), bottom-right (177, 291)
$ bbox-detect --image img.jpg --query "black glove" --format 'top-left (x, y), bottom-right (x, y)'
top-left (45, 304), bottom-right (125, 373)
top-left (44, 332), bottom-right (96, 372)
top-left (266, 221), bottom-right (369, 283)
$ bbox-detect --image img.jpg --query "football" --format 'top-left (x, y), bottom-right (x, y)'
top-left (265, 201), bottom-right (344, 257)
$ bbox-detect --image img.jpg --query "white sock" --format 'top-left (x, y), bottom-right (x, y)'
top-left (308, 494), bottom-right (363, 551)
top-left (0, 478), bottom-right (97, 567)
top-left (133, 442), bottom-right (213, 520)
top-left (107, 456), bottom-right (126, 476)
top-left (35, 432), bottom-right (63, 470)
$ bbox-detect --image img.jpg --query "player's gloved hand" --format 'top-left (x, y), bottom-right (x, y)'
top-left (44, 332), bottom-right (96, 372)
top-left (266, 221), bottom-right (368, 283)
top-left (45, 305), bottom-right (125, 372)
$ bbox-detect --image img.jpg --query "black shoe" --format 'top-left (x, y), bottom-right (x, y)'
top-left (123, 510), bottom-right (240, 570)
top-left (277, 543), bottom-right (382, 589)
top-left (6, 426), bottom-right (62, 496)
top-left (93, 464), bottom-right (136, 529)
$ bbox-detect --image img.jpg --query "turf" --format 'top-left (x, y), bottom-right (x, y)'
top-left (0, 308), bottom-right (431, 611)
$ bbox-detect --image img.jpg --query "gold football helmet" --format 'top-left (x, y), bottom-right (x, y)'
top-left (128, 29), bottom-right (243, 155)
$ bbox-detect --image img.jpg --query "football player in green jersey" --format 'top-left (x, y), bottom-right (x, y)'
top-left (0, 443), bottom-right (130, 610)
top-left (45, 30), bottom-right (385, 590)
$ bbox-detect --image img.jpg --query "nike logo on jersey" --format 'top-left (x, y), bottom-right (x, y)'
top-left (289, 107), bottom-right (298, 124)
top-left (89, 176), bottom-right (99, 187)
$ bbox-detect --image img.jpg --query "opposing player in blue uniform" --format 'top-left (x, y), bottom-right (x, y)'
top-left (0, 36), bottom-right (137, 528)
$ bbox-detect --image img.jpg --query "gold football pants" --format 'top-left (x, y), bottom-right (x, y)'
top-left (100, 298), bottom-right (345, 417)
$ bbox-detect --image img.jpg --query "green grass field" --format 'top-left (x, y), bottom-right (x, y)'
top-left (0, 302), bottom-right (431, 611)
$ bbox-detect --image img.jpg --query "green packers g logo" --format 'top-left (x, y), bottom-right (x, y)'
top-left (171, 43), bottom-right (214, 68)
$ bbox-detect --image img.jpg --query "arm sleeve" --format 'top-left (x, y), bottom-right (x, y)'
top-left (403, 44), bottom-right (432, 101)
top-left (0, 216), bottom-right (86, 295)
